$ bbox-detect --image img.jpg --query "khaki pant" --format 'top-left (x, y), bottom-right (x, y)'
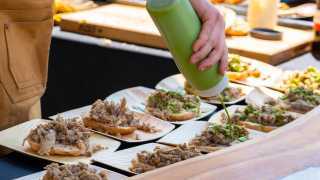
top-left (0, 0), bottom-right (53, 156)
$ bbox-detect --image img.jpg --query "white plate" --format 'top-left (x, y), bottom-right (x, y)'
top-left (49, 104), bottom-right (175, 143)
top-left (155, 74), bottom-right (254, 105)
top-left (157, 121), bottom-right (265, 146)
top-left (0, 119), bottom-right (121, 164)
top-left (14, 165), bottom-right (127, 180)
top-left (86, 112), bottom-right (175, 143)
top-left (50, 105), bottom-right (91, 120)
top-left (93, 143), bottom-right (169, 174)
top-left (270, 70), bottom-right (320, 93)
top-left (245, 87), bottom-right (284, 107)
top-left (227, 56), bottom-right (283, 88)
top-left (209, 105), bottom-right (252, 124)
top-left (106, 86), bottom-right (217, 125)
top-left (208, 105), bottom-right (301, 132)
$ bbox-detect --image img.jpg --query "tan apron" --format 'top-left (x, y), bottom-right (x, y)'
top-left (0, 0), bottom-right (53, 155)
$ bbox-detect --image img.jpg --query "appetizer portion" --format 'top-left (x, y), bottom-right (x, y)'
top-left (84, 99), bottom-right (158, 136)
top-left (281, 67), bottom-right (320, 94)
top-left (218, 87), bottom-right (245, 102)
top-left (280, 87), bottom-right (320, 113)
top-left (225, 17), bottom-right (250, 37)
top-left (43, 163), bottom-right (108, 180)
top-left (184, 81), bottom-right (245, 103)
top-left (227, 54), bottom-right (261, 81)
top-left (130, 144), bottom-right (201, 174)
top-left (53, 0), bottom-right (97, 24)
top-left (203, 87), bottom-right (245, 103)
top-left (146, 90), bottom-right (201, 121)
top-left (23, 117), bottom-right (103, 156)
top-left (227, 105), bottom-right (296, 132)
top-left (190, 123), bottom-right (248, 149)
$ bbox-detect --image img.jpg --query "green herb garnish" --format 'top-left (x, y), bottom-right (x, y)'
top-left (219, 95), bottom-right (231, 123)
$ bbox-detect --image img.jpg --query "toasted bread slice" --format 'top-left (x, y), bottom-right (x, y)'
top-left (83, 117), bottom-right (136, 135)
top-left (147, 107), bottom-right (197, 121)
top-left (237, 121), bottom-right (276, 133)
top-left (27, 139), bottom-right (86, 156)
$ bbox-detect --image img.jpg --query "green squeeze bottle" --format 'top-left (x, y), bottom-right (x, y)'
top-left (147, 0), bottom-right (228, 97)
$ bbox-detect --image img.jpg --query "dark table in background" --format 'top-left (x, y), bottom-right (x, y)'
top-left (41, 27), bottom-right (178, 119)
top-left (0, 27), bottom-right (318, 180)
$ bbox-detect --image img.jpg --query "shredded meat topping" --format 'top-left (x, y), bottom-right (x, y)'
top-left (190, 123), bottom-right (249, 147)
top-left (23, 117), bottom-right (98, 156)
top-left (229, 105), bottom-right (296, 127)
top-left (281, 87), bottom-right (320, 113)
top-left (43, 163), bottom-right (108, 180)
top-left (89, 99), bottom-right (157, 132)
top-left (146, 90), bottom-right (201, 120)
top-left (205, 87), bottom-right (244, 102)
top-left (130, 144), bottom-right (201, 174)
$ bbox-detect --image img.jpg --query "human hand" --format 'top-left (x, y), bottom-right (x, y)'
top-left (190, 0), bottom-right (228, 74)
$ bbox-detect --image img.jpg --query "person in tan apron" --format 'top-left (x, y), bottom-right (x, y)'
top-left (0, 0), bottom-right (53, 155)
top-left (0, 0), bottom-right (227, 156)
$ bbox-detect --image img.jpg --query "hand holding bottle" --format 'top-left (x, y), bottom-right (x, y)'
top-left (190, 0), bottom-right (228, 74)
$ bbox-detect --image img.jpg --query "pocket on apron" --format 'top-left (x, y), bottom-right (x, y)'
top-left (0, 17), bottom-right (53, 103)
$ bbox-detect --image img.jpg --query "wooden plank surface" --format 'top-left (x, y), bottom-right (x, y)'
top-left (129, 106), bottom-right (320, 180)
top-left (60, 4), bottom-right (313, 64)
top-left (60, 4), bottom-right (166, 49)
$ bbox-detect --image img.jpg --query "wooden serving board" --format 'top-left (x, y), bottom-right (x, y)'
top-left (60, 4), bottom-right (313, 64)
top-left (129, 106), bottom-right (320, 180)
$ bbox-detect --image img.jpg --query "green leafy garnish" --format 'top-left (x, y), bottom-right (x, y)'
top-left (209, 123), bottom-right (248, 142)
top-left (238, 136), bottom-right (248, 142)
top-left (147, 90), bottom-right (201, 115)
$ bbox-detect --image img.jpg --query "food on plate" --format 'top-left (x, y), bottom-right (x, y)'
top-left (23, 117), bottom-right (103, 156)
top-left (281, 67), bottom-right (320, 94)
top-left (225, 105), bottom-right (296, 132)
top-left (54, 0), bottom-right (97, 13)
top-left (217, 87), bottom-right (245, 102)
top-left (279, 3), bottom-right (290, 10)
top-left (146, 90), bottom-right (201, 121)
top-left (83, 99), bottom-right (158, 136)
top-left (43, 163), bottom-right (108, 180)
top-left (225, 18), bottom-right (250, 36)
top-left (190, 123), bottom-right (248, 150)
top-left (279, 87), bottom-right (320, 113)
top-left (185, 81), bottom-right (245, 102)
top-left (53, 0), bottom-right (97, 23)
top-left (208, 5), bottom-right (249, 36)
top-left (130, 144), bottom-right (201, 174)
top-left (227, 54), bottom-right (261, 81)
